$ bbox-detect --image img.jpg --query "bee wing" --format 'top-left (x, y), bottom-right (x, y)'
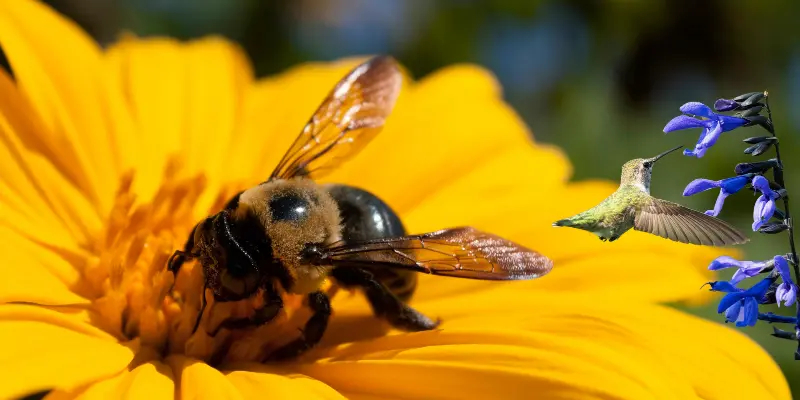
top-left (323, 227), bottom-right (553, 280)
top-left (269, 56), bottom-right (402, 180)
top-left (634, 198), bottom-right (749, 246)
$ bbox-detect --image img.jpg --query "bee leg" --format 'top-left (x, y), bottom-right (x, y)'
top-left (209, 282), bottom-right (283, 336)
top-left (265, 291), bottom-right (331, 361)
top-left (191, 284), bottom-right (208, 335)
top-left (331, 267), bottom-right (439, 331)
top-left (169, 223), bottom-right (199, 275)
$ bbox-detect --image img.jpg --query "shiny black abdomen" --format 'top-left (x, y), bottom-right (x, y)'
top-left (325, 184), bottom-right (418, 301)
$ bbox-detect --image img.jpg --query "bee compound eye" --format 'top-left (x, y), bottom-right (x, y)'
top-left (269, 193), bottom-right (310, 223)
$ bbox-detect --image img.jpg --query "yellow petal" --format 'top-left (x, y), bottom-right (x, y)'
top-left (403, 145), bottom-right (572, 226)
top-left (0, 227), bottom-right (89, 306)
top-left (104, 36), bottom-right (253, 204)
top-left (167, 355), bottom-right (244, 400)
top-left (0, 0), bottom-right (120, 212)
top-left (87, 361), bottom-right (174, 400)
top-left (0, 318), bottom-right (133, 399)
top-left (45, 361), bottom-right (175, 400)
top-left (223, 366), bottom-right (347, 400)
top-left (0, 69), bottom-right (101, 249)
top-left (0, 304), bottom-right (112, 341)
top-left (290, 357), bottom-right (670, 400)
top-left (309, 295), bottom-right (787, 400)
top-left (328, 64), bottom-right (533, 214)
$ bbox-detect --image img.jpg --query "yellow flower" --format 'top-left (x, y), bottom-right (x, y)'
top-left (0, 1), bottom-right (790, 399)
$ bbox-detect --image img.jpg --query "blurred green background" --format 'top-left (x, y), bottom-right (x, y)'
top-left (41, 0), bottom-right (800, 393)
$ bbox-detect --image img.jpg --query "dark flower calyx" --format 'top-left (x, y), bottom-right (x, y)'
top-left (744, 141), bottom-right (773, 156)
top-left (733, 91), bottom-right (764, 102)
top-left (743, 136), bottom-right (777, 144)
top-left (771, 327), bottom-right (799, 340)
top-left (743, 115), bottom-right (774, 133)
top-left (740, 92), bottom-right (766, 107)
top-left (760, 284), bottom-right (780, 304)
top-left (758, 222), bottom-right (789, 234)
top-left (735, 105), bottom-right (764, 118)
top-left (775, 188), bottom-right (788, 199)
top-left (735, 159), bottom-right (780, 175)
top-left (773, 208), bottom-right (786, 220)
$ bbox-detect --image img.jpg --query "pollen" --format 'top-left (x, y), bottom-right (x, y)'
top-left (81, 160), bottom-right (306, 365)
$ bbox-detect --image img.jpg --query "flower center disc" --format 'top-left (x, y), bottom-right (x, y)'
top-left (83, 161), bottom-right (310, 365)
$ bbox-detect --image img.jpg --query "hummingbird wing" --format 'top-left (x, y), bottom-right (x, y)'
top-left (633, 198), bottom-right (749, 246)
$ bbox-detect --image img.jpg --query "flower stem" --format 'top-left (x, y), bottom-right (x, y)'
top-left (763, 92), bottom-right (800, 358)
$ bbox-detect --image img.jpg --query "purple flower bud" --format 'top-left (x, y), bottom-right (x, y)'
top-left (714, 98), bottom-right (739, 112)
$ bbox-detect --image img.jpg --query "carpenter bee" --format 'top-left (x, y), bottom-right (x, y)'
top-left (168, 56), bottom-right (554, 361)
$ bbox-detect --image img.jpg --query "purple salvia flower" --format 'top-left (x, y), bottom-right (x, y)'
top-left (707, 255), bottom-right (772, 286)
top-left (751, 175), bottom-right (780, 231)
top-left (715, 277), bottom-right (775, 327)
top-left (774, 255), bottom-right (798, 307)
top-left (663, 102), bottom-right (749, 158)
top-left (683, 175), bottom-right (751, 217)
top-left (724, 297), bottom-right (759, 327)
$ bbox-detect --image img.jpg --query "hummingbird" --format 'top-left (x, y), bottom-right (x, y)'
top-left (553, 145), bottom-right (748, 246)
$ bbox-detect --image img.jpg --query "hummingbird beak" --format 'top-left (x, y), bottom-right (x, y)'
top-left (647, 145), bottom-right (684, 164)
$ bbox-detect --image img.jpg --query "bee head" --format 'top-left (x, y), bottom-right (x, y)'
top-left (195, 211), bottom-right (264, 301)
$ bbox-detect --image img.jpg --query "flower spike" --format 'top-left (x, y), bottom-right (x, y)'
top-left (668, 90), bottom-right (800, 362)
